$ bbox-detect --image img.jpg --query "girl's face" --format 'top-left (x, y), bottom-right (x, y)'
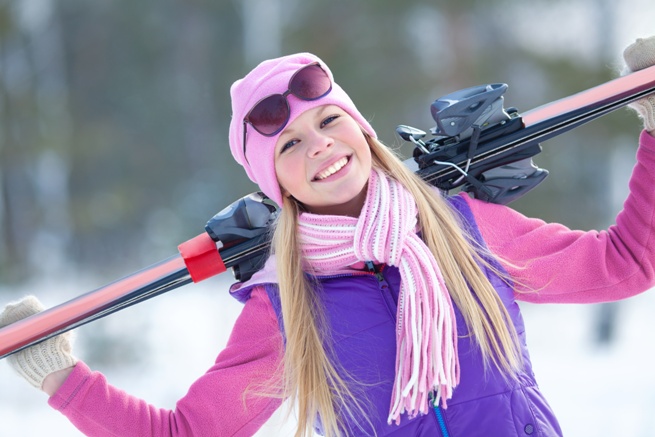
top-left (274, 104), bottom-right (372, 217)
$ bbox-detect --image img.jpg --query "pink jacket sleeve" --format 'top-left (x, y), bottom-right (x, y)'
top-left (463, 130), bottom-right (655, 304)
top-left (48, 286), bottom-right (284, 436)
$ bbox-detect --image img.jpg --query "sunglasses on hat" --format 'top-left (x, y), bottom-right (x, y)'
top-left (242, 62), bottom-right (332, 159)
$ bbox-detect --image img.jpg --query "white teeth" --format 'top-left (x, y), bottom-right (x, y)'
top-left (316, 157), bottom-right (348, 180)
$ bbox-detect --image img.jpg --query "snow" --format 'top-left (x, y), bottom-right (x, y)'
top-left (2, 273), bottom-right (655, 436)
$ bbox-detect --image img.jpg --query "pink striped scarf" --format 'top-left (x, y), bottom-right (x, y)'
top-left (297, 167), bottom-right (460, 425)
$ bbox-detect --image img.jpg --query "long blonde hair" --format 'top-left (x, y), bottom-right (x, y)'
top-left (270, 133), bottom-right (522, 437)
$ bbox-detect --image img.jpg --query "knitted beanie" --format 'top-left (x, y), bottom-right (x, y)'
top-left (228, 53), bottom-right (376, 206)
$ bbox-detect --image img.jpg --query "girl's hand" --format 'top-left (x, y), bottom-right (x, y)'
top-left (0, 296), bottom-right (77, 393)
top-left (42, 367), bottom-right (76, 396)
top-left (623, 36), bottom-right (655, 134)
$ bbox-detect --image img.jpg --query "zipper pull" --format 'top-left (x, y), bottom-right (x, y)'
top-left (365, 261), bottom-right (385, 282)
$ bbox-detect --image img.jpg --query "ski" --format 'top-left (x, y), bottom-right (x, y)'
top-left (1, 65), bottom-right (654, 359)
top-left (0, 193), bottom-right (275, 358)
top-left (401, 65), bottom-right (655, 203)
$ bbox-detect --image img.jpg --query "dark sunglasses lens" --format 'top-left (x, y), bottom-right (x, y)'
top-left (248, 94), bottom-right (289, 136)
top-left (289, 64), bottom-right (331, 100)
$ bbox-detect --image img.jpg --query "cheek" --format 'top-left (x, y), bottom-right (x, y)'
top-left (358, 141), bottom-right (373, 170)
top-left (274, 164), bottom-right (288, 195)
top-left (274, 157), bottom-right (298, 197)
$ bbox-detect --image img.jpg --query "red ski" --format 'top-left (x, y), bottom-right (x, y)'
top-left (1, 65), bottom-right (654, 359)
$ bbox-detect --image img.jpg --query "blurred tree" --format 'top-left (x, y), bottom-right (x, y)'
top-left (54, 0), bottom-right (254, 277)
top-left (0, 1), bottom-right (73, 282)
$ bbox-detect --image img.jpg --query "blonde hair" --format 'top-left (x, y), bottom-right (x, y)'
top-left (270, 133), bottom-right (522, 437)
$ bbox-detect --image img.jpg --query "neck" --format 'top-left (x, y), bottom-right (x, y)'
top-left (303, 181), bottom-right (370, 218)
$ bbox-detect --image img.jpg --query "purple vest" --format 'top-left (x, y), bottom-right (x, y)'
top-left (232, 196), bottom-right (562, 436)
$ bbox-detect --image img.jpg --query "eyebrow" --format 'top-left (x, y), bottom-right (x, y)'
top-left (278, 105), bottom-right (334, 139)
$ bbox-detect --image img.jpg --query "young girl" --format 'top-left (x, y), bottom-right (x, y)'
top-left (2, 37), bottom-right (655, 437)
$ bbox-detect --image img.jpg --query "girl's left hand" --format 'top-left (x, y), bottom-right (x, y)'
top-left (623, 36), bottom-right (655, 135)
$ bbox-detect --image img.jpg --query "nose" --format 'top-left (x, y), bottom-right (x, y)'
top-left (306, 130), bottom-right (334, 158)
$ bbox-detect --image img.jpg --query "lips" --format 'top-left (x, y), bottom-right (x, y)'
top-left (313, 156), bottom-right (350, 181)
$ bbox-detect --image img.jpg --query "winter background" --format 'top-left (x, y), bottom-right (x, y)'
top-left (1, 0), bottom-right (655, 436)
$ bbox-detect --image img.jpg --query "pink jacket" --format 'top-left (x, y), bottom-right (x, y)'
top-left (49, 131), bottom-right (655, 436)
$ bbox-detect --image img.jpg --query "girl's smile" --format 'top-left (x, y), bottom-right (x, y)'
top-left (313, 155), bottom-right (351, 181)
top-left (274, 104), bottom-right (372, 217)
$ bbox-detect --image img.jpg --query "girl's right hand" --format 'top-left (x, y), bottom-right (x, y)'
top-left (0, 296), bottom-right (77, 394)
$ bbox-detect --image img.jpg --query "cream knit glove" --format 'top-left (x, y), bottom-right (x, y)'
top-left (0, 296), bottom-right (77, 390)
top-left (623, 36), bottom-right (655, 134)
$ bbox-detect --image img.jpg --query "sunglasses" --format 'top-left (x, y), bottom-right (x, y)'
top-left (242, 62), bottom-right (332, 159)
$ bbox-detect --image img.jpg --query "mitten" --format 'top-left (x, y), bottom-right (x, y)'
top-left (0, 296), bottom-right (77, 389)
top-left (623, 36), bottom-right (655, 134)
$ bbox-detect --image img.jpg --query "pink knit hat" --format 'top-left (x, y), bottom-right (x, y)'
top-left (228, 52), bottom-right (376, 206)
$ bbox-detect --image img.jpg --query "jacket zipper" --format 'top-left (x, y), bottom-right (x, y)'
top-left (364, 261), bottom-right (384, 281)
top-left (364, 262), bottom-right (397, 318)
top-left (433, 404), bottom-right (450, 437)
top-left (320, 266), bottom-right (451, 434)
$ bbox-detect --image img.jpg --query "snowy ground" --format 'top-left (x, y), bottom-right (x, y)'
top-left (1, 273), bottom-right (655, 436)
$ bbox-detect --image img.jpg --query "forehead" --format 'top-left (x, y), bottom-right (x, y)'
top-left (280, 105), bottom-right (343, 134)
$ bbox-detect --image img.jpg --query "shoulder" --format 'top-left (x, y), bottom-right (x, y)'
top-left (449, 191), bottom-right (544, 244)
top-left (229, 254), bottom-right (279, 303)
top-left (445, 192), bottom-right (487, 236)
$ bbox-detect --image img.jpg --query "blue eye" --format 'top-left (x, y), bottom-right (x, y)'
top-left (321, 114), bottom-right (339, 128)
top-left (280, 139), bottom-right (298, 153)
